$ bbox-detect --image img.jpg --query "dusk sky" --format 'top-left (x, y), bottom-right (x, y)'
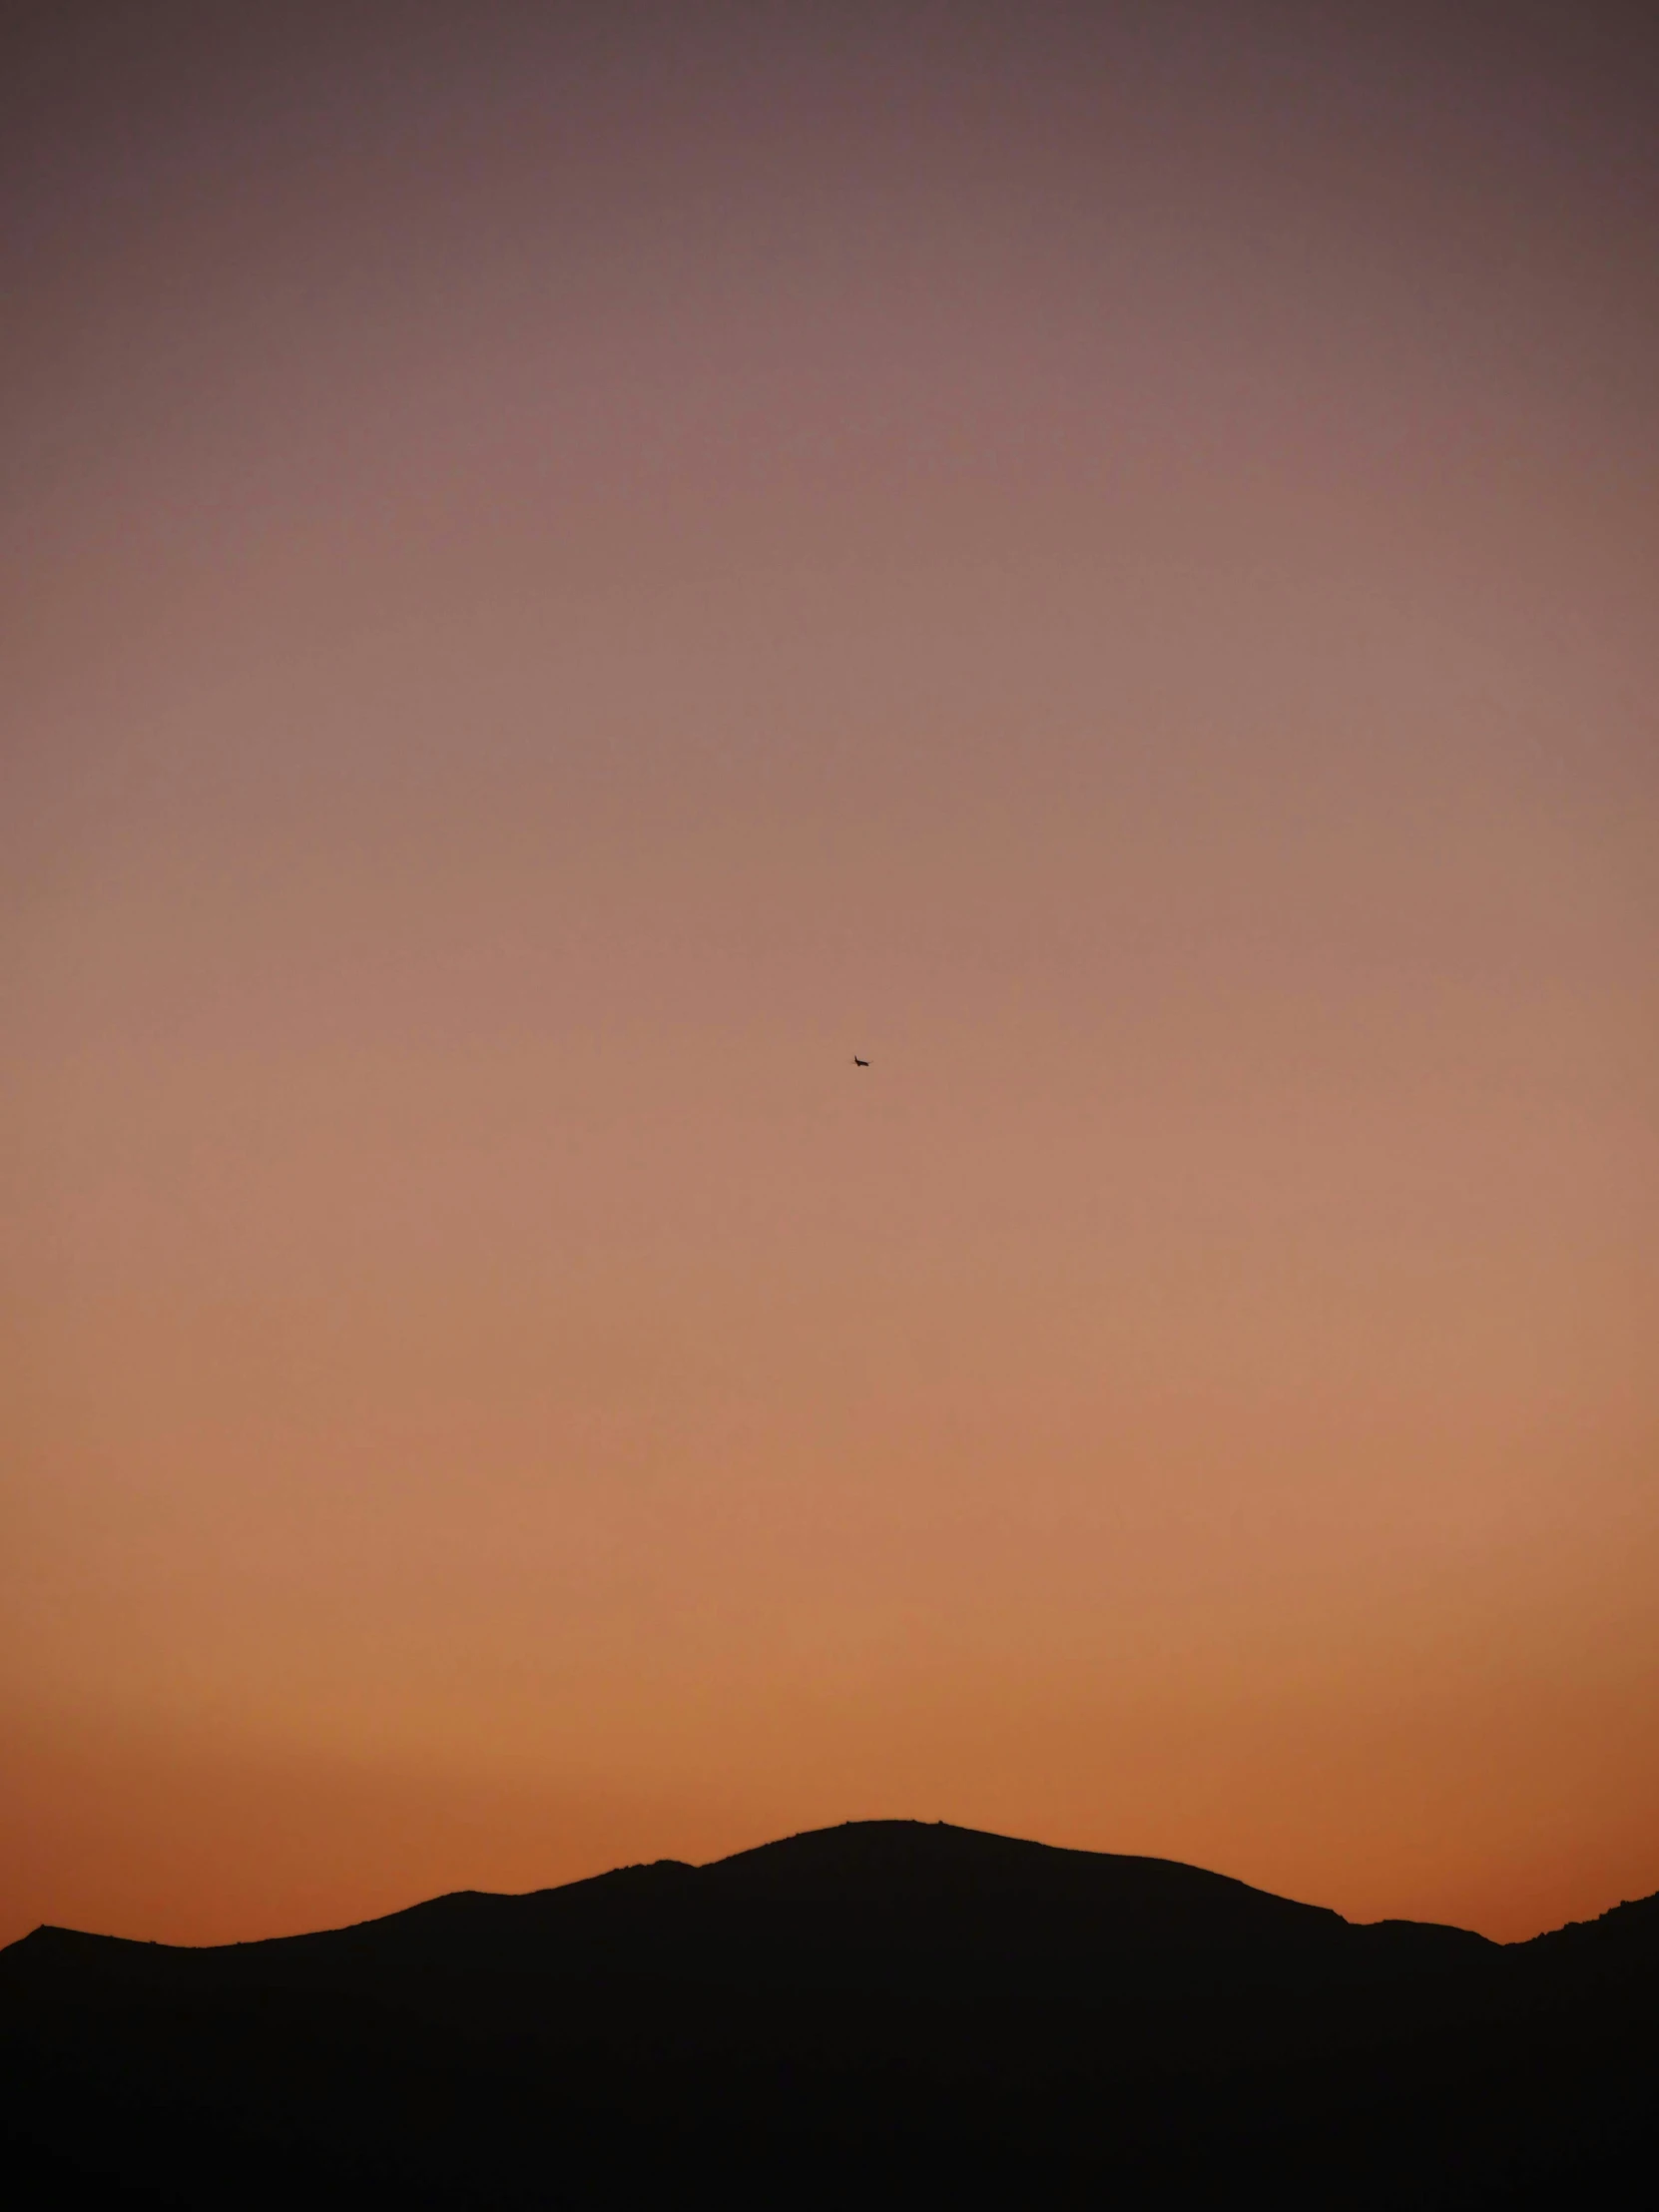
top-left (3, 1), bottom-right (1656, 1948)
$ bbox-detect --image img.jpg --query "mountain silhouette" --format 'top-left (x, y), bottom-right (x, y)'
top-left (3, 1820), bottom-right (1653, 2206)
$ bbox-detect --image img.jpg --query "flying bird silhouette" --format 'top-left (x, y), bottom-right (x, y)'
top-left (852, 1056), bottom-right (869, 1067)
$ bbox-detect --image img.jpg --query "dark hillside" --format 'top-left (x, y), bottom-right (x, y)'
top-left (1, 1822), bottom-right (1652, 2207)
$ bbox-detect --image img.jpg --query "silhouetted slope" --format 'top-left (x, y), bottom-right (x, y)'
top-left (1511, 1885), bottom-right (1659, 1975)
top-left (2, 1821), bottom-right (1653, 2208)
top-left (0, 1820), bottom-right (1489, 1989)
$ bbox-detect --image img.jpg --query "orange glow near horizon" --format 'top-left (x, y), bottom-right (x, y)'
top-left (3, 3), bottom-right (1656, 1949)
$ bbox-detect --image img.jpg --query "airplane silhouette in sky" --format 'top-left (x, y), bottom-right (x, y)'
top-left (852, 1056), bottom-right (869, 1068)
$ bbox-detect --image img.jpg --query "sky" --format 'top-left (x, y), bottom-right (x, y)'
top-left (3, 0), bottom-right (1656, 1948)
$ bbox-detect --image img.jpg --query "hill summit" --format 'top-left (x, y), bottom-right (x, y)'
top-left (3, 1820), bottom-right (1653, 2206)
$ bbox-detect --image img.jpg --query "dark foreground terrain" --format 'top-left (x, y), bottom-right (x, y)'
top-left (2, 1820), bottom-right (1654, 2206)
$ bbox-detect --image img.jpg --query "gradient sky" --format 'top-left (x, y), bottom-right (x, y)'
top-left (3, 1), bottom-right (1656, 1948)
